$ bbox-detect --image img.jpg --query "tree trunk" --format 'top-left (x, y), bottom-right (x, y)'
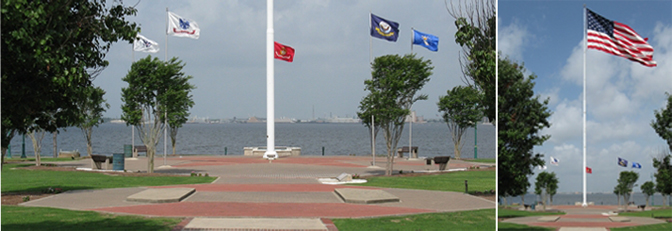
top-left (1, 147), bottom-right (6, 170)
top-left (617, 194), bottom-right (621, 207)
top-left (550, 195), bottom-right (554, 206)
top-left (28, 130), bottom-right (45, 167)
top-left (521, 194), bottom-right (525, 206)
top-left (663, 194), bottom-right (668, 208)
top-left (53, 132), bottom-right (57, 158)
top-left (454, 140), bottom-right (461, 159)
top-left (147, 147), bottom-right (155, 173)
top-left (646, 196), bottom-right (650, 207)
top-left (502, 197), bottom-right (507, 206)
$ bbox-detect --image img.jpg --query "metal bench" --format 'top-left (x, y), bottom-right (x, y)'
top-left (433, 156), bottom-right (451, 171)
top-left (91, 154), bottom-right (113, 170)
top-left (133, 145), bottom-right (147, 157)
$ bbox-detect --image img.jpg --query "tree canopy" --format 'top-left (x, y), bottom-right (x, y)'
top-left (534, 171), bottom-right (559, 210)
top-left (653, 153), bottom-right (672, 207)
top-left (365, 54), bottom-right (432, 175)
top-left (615, 171), bottom-right (639, 209)
top-left (121, 56), bottom-right (194, 173)
top-left (438, 85), bottom-right (483, 159)
top-left (497, 57), bottom-right (551, 199)
top-left (641, 181), bottom-right (655, 207)
top-left (651, 92), bottom-right (672, 152)
top-left (1, 0), bottom-right (138, 166)
top-left (77, 86), bottom-right (109, 157)
top-left (447, 0), bottom-right (496, 123)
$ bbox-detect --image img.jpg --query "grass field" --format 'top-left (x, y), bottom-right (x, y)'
top-left (1, 205), bottom-right (181, 231)
top-left (1, 163), bottom-right (216, 193)
top-left (356, 169), bottom-right (495, 193)
top-left (619, 208), bottom-right (672, 218)
top-left (5, 157), bottom-right (81, 162)
top-left (464, 158), bottom-right (496, 164)
top-left (497, 222), bottom-right (555, 231)
top-left (333, 209), bottom-right (495, 231)
top-left (610, 223), bottom-right (672, 231)
top-left (497, 207), bottom-right (565, 218)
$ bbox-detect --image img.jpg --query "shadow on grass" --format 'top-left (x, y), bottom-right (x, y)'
top-left (498, 222), bottom-right (554, 231)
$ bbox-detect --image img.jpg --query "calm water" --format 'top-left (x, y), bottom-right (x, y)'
top-left (503, 193), bottom-right (672, 206)
top-left (7, 122), bottom-right (495, 159)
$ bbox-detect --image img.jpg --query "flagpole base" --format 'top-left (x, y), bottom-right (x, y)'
top-left (263, 151), bottom-right (277, 161)
top-left (582, 203), bottom-right (588, 208)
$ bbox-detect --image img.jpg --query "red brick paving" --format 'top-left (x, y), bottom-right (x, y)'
top-left (171, 157), bottom-right (368, 168)
top-left (529, 222), bottom-right (636, 228)
top-left (150, 184), bottom-right (377, 192)
top-left (91, 202), bottom-right (435, 218)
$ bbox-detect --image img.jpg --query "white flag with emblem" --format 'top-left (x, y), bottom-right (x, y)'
top-left (133, 34), bottom-right (160, 53)
top-left (167, 11), bottom-right (200, 39)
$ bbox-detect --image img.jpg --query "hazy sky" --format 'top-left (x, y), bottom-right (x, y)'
top-left (499, 0), bottom-right (672, 193)
top-left (95, 0), bottom-right (469, 120)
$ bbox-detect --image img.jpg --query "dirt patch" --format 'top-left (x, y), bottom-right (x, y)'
top-left (2, 193), bottom-right (50, 205)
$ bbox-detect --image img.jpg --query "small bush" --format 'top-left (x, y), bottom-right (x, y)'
top-left (22, 196), bottom-right (30, 202)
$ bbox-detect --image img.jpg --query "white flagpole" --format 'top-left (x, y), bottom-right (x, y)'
top-left (132, 44), bottom-right (135, 157)
top-left (409, 110), bottom-right (413, 158)
top-left (164, 7), bottom-right (168, 166)
top-left (369, 11), bottom-right (375, 166)
top-left (411, 28), bottom-right (414, 54)
top-left (263, 0), bottom-right (277, 160)
top-left (582, 4), bottom-right (588, 208)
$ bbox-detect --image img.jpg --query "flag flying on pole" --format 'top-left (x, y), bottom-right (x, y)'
top-left (550, 156), bottom-right (559, 166)
top-left (618, 157), bottom-right (628, 167)
top-left (167, 12), bottom-right (200, 39)
top-left (412, 30), bottom-right (439, 51)
top-left (586, 167), bottom-right (592, 174)
top-left (538, 165), bottom-right (547, 170)
top-left (632, 162), bottom-right (642, 169)
top-left (134, 34), bottom-right (160, 53)
top-left (370, 13), bottom-right (399, 42)
top-left (274, 42), bottom-right (295, 62)
top-left (586, 8), bottom-right (656, 67)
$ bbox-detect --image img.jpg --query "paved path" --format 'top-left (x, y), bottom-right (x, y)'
top-left (500, 205), bottom-right (666, 230)
top-left (25, 156), bottom-right (496, 230)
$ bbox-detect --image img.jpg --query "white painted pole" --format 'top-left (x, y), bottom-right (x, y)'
top-left (164, 7), bottom-right (168, 166)
top-left (582, 4), bottom-right (588, 208)
top-left (132, 44), bottom-right (135, 154)
top-left (369, 11), bottom-right (375, 166)
top-left (263, 0), bottom-right (277, 160)
top-left (409, 111), bottom-right (412, 159)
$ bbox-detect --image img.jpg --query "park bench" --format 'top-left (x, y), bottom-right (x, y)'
top-left (433, 156), bottom-right (450, 171)
top-left (397, 146), bottom-right (418, 158)
top-left (91, 154), bottom-right (113, 170)
top-left (133, 145), bottom-right (147, 157)
top-left (637, 204), bottom-right (646, 210)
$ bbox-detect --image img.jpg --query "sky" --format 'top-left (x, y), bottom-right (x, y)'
top-left (499, 0), bottom-right (672, 193)
top-left (94, 0), bottom-right (469, 121)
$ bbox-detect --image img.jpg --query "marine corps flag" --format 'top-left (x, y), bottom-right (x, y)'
top-left (274, 42), bottom-right (294, 62)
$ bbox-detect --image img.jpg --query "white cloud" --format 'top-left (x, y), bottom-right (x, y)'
top-left (498, 18), bottom-right (529, 62)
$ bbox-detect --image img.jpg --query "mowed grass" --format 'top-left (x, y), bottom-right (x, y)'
top-left (497, 222), bottom-right (555, 231)
top-left (611, 223), bottom-right (672, 231)
top-left (1, 163), bottom-right (215, 193)
top-left (358, 169), bottom-right (495, 193)
top-left (1, 205), bottom-right (181, 231)
top-left (463, 158), bottom-right (496, 164)
top-left (333, 208), bottom-right (495, 231)
top-left (619, 208), bottom-right (672, 218)
top-left (5, 157), bottom-right (80, 162)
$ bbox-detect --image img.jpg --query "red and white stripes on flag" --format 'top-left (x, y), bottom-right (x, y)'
top-left (586, 9), bottom-right (656, 67)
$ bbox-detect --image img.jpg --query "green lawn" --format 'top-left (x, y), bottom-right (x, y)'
top-left (1, 205), bottom-right (181, 231)
top-left (5, 157), bottom-right (81, 162)
top-left (333, 208), bottom-right (495, 231)
top-left (619, 208), bottom-right (672, 218)
top-left (610, 223), bottom-right (672, 231)
top-left (497, 222), bottom-right (555, 231)
top-left (497, 207), bottom-right (565, 218)
top-left (357, 170), bottom-right (495, 193)
top-left (464, 158), bottom-right (496, 164)
top-left (1, 163), bottom-right (215, 193)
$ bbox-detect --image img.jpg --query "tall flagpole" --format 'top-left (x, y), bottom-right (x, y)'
top-left (263, 0), bottom-right (277, 160)
top-left (164, 7), bottom-right (169, 166)
top-left (131, 45), bottom-right (135, 157)
top-left (369, 11), bottom-right (375, 166)
top-left (411, 28), bottom-right (414, 54)
top-left (582, 4), bottom-right (588, 208)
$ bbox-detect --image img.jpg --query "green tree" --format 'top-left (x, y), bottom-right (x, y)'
top-left (447, 0), bottom-right (496, 123)
top-left (616, 171), bottom-right (639, 210)
top-left (497, 57), bottom-right (551, 199)
top-left (641, 181), bottom-right (656, 207)
top-left (1, 0), bottom-right (139, 168)
top-left (27, 129), bottom-right (47, 166)
top-left (614, 184), bottom-right (625, 207)
top-left (652, 92), bottom-right (672, 152)
top-left (165, 72), bottom-right (195, 155)
top-left (365, 54), bottom-right (433, 175)
top-left (534, 171), bottom-right (559, 211)
top-left (438, 85), bottom-right (483, 159)
top-left (77, 86), bottom-right (110, 157)
top-left (121, 56), bottom-right (194, 173)
top-left (357, 94), bottom-right (381, 161)
top-left (653, 153), bottom-right (672, 207)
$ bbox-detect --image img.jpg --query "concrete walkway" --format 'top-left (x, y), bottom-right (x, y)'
top-left (500, 205), bottom-right (666, 230)
top-left (24, 156), bottom-right (496, 230)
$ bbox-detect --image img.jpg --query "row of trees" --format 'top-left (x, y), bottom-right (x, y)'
top-left (1, 0), bottom-right (195, 173)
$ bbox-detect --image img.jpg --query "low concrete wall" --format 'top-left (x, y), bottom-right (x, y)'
top-left (243, 147), bottom-right (301, 157)
top-left (58, 150), bottom-right (80, 158)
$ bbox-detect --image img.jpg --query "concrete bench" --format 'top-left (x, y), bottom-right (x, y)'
top-left (133, 145), bottom-right (147, 157)
top-left (91, 154), bottom-right (113, 170)
top-left (397, 146), bottom-right (418, 158)
top-left (433, 156), bottom-right (451, 170)
top-left (638, 204), bottom-right (646, 210)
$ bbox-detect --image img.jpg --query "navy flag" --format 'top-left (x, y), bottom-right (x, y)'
top-left (370, 13), bottom-right (399, 42)
top-left (412, 30), bottom-right (439, 51)
top-left (618, 157), bottom-right (628, 167)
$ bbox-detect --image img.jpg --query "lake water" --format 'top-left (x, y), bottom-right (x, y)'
top-left (7, 122), bottom-right (495, 159)
top-left (503, 193), bottom-right (672, 206)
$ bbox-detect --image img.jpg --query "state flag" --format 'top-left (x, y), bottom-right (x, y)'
top-left (550, 156), bottom-right (559, 166)
top-left (274, 42), bottom-right (295, 62)
top-left (133, 34), bottom-right (160, 53)
top-left (412, 30), bottom-right (439, 52)
top-left (632, 162), bottom-right (642, 169)
top-left (370, 13), bottom-right (399, 42)
top-left (618, 157), bottom-right (628, 167)
top-left (168, 11), bottom-right (200, 39)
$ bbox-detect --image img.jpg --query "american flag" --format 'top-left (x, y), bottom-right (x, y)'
top-left (586, 9), bottom-right (656, 67)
